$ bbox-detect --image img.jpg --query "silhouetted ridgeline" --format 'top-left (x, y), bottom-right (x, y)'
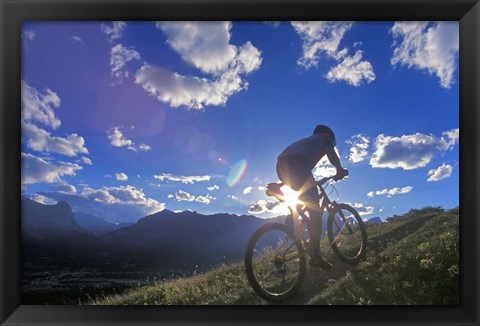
top-left (93, 206), bottom-right (459, 305)
top-left (73, 211), bottom-right (133, 236)
top-left (21, 199), bottom-right (457, 305)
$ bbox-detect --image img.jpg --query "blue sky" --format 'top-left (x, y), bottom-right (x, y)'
top-left (21, 21), bottom-right (459, 223)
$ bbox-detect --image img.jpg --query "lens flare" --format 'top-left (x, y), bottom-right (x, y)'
top-left (226, 159), bottom-right (248, 187)
top-left (280, 185), bottom-right (300, 208)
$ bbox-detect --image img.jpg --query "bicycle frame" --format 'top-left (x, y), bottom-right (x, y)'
top-left (288, 182), bottom-right (333, 245)
top-left (289, 178), bottom-right (353, 247)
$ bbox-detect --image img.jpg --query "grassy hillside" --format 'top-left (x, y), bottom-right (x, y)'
top-left (90, 207), bottom-right (459, 305)
top-left (309, 206), bottom-right (459, 305)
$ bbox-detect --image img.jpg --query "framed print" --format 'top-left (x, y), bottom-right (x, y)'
top-left (1, 0), bottom-right (479, 325)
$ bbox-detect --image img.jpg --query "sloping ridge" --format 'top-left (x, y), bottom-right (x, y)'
top-left (92, 207), bottom-right (459, 305)
top-left (101, 209), bottom-right (272, 269)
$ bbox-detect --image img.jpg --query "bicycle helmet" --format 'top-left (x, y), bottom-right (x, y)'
top-left (313, 124), bottom-right (336, 146)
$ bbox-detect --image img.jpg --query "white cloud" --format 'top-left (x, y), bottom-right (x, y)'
top-left (81, 185), bottom-right (164, 211)
top-left (101, 21), bottom-right (127, 43)
top-left (195, 195), bottom-right (215, 205)
top-left (312, 148), bottom-right (340, 177)
top-left (107, 126), bottom-right (150, 152)
top-left (116, 172), bottom-right (129, 181)
top-left (109, 186), bottom-right (156, 206)
top-left (175, 190), bottom-right (196, 202)
top-left (135, 65), bottom-right (237, 109)
top-left (22, 30), bottom-right (36, 43)
top-left (292, 21), bottom-right (354, 68)
top-left (345, 202), bottom-right (374, 216)
top-left (154, 173), bottom-right (211, 184)
top-left (427, 163), bottom-right (453, 182)
top-left (21, 152), bottom-right (82, 185)
top-left (136, 22), bottom-right (262, 110)
top-left (27, 194), bottom-right (57, 205)
top-left (237, 42), bottom-right (263, 74)
top-left (107, 127), bottom-right (133, 147)
top-left (72, 36), bottom-right (85, 45)
top-left (81, 187), bottom-right (117, 204)
top-left (138, 143), bottom-right (151, 151)
top-left (369, 129), bottom-right (458, 170)
top-left (110, 43), bottom-right (141, 81)
top-left (346, 134), bottom-right (370, 163)
top-left (22, 81), bottom-right (89, 157)
top-left (174, 190), bottom-right (214, 204)
top-left (367, 186), bottom-right (413, 198)
top-left (39, 184), bottom-right (165, 222)
top-left (391, 21), bottom-right (459, 88)
top-left (325, 50), bottom-right (376, 87)
top-left (51, 183), bottom-right (77, 194)
top-left (158, 21), bottom-right (238, 75)
top-left (442, 128), bottom-right (459, 149)
top-left (81, 157), bottom-right (93, 165)
top-left (264, 21), bottom-right (281, 28)
top-left (292, 21), bottom-right (375, 86)
top-left (248, 199), bottom-right (285, 215)
top-left (243, 186), bottom-right (253, 195)
top-left (22, 81), bottom-right (61, 129)
top-left (207, 185), bottom-right (220, 191)
top-left (23, 122), bottom-right (88, 157)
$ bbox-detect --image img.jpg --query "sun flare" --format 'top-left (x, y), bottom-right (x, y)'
top-left (280, 185), bottom-right (301, 208)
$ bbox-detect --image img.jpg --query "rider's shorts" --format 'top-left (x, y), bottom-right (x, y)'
top-left (276, 156), bottom-right (319, 206)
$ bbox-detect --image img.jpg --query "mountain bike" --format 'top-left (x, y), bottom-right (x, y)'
top-left (244, 174), bottom-right (367, 303)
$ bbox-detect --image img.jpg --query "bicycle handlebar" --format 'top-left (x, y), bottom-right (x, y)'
top-left (316, 176), bottom-right (336, 187)
top-left (316, 170), bottom-right (349, 187)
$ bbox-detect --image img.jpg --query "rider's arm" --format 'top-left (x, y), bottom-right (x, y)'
top-left (326, 146), bottom-right (343, 170)
top-left (326, 146), bottom-right (348, 178)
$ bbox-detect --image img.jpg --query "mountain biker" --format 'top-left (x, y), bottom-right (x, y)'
top-left (276, 124), bottom-right (348, 270)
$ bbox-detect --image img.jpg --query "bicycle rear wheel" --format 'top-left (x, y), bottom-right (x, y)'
top-left (327, 203), bottom-right (367, 265)
top-left (244, 222), bottom-right (306, 303)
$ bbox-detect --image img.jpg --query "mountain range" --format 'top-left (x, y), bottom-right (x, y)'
top-left (73, 211), bottom-right (133, 236)
top-left (21, 199), bottom-right (272, 271)
top-left (22, 199), bottom-right (383, 272)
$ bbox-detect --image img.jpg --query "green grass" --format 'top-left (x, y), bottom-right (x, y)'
top-left (308, 207), bottom-right (459, 305)
top-left (91, 206), bottom-right (459, 305)
top-left (91, 262), bottom-right (260, 305)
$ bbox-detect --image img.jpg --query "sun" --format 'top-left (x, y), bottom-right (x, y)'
top-left (280, 185), bottom-right (302, 209)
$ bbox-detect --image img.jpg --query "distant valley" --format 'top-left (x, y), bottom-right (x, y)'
top-left (21, 198), bottom-right (383, 304)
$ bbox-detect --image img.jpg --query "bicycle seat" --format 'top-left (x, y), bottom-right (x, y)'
top-left (266, 182), bottom-right (285, 201)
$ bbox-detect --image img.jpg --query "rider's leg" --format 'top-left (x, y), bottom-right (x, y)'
top-left (300, 186), bottom-right (332, 270)
top-left (304, 192), bottom-right (322, 252)
top-left (277, 157), bottom-right (332, 270)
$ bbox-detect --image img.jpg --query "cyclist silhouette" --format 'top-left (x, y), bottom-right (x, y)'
top-left (276, 124), bottom-right (348, 270)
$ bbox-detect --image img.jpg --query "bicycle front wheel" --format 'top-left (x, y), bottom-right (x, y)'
top-left (327, 204), bottom-right (367, 265)
top-left (244, 222), bottom-right (306, 303)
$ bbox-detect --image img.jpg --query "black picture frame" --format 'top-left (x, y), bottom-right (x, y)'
top-left (1, 0), bottom-right (478, 325)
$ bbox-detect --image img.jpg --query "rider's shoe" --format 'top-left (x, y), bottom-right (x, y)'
top-left (309, 253), bottom-right (333, 270)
